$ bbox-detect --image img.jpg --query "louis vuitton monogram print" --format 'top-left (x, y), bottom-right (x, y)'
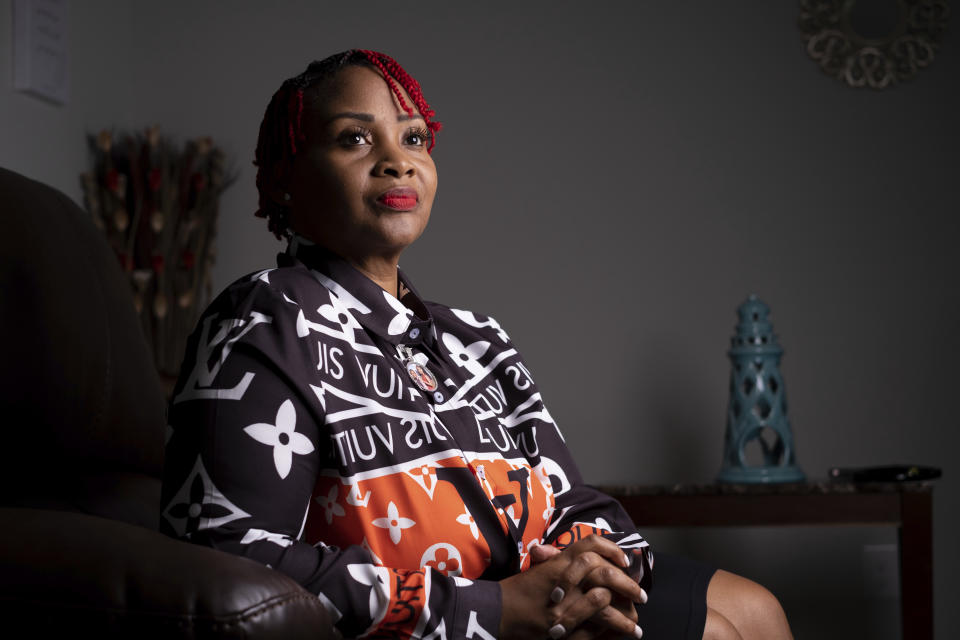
top-left (161, 237), bottom-right (652, 639)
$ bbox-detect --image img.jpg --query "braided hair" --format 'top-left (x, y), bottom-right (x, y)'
top-left (254, 50), bottom-right (441, 239)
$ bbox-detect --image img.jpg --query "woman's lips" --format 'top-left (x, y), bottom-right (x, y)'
top-left (376, 187), bottom-right (418, 211)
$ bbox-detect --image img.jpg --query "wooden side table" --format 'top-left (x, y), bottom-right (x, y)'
top-left (597, 482), bottom-right (934, 640)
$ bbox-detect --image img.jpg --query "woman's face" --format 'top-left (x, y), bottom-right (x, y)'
top-left (286, 65), bottom-right (438, 265)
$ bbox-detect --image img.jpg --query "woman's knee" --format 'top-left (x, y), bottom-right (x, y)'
top-left (703, 607), bottom-right (743, 640)
top-left (706, 570), bottom-right (792, 639)
top-left (734, 577), bottom-right (785, 621)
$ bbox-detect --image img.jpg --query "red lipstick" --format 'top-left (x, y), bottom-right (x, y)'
top-left (377, 187), bottom-right (418, 211)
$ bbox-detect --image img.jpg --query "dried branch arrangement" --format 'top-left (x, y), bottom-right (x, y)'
top-left (80, 127), bottom-right (234, 377)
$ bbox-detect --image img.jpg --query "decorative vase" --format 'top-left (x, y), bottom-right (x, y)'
top-left (80, 127), bottom-right (233, 387)
top-left (718, 295), bottom-right (805, 484)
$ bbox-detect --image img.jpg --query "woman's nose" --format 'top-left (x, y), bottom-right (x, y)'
top-left (373, 146), bottom-right (415, 178)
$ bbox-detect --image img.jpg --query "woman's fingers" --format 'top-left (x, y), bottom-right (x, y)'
top-left (552, 537), bottom-right (643, 605)
top-left (550, 586), bottom-right (642, 639)
top-left (567, 616), bottom-right (641, 640)
top-left (500, 567), bottom-right (561, 639)
top-left (530, 543), bottom-right (562, 565)
top-left (549, 585), bottom-right (612, 635)
top-left (569, 534), bottom-right (631, 570)
top-left (582, 562), bottom-right (649, 604)
top-left (565, 629), bottom-right (591, 640)
top-left (590, 600), bottom-right (643, 638)
top-left (557, 549), bottom-right (605, 591)
top-left (500, 537), bottom-right (645, 639)
top-left (537, 535), bottom-right (627, 576)
top-left (499, 556), bottom-right (617, 639)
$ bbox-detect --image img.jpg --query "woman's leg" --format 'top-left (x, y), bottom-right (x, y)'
top-left (703, 607), bottom-right (743, 640)
top-left (704, 570), bottom-right (793, 640)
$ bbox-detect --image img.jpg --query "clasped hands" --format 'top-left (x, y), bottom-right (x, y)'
top-left (499, 535), bottom-right (646, 640)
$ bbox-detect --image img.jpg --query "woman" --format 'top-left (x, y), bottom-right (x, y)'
top-left (161, 50), bottom-right (792, 640)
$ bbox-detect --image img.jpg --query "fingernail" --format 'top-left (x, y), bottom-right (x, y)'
top-left (550, 586), bottom-right (565, 603)
top-left (639, 588), bottom-right (648, 604)
top-left (549, 623), bottom-right (567, 639)
top-left (633, 624), bottom-right (644, 638)
top-left (623, 552), bottom-right (630, 567)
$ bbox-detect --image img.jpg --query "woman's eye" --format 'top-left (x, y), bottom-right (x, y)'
top-left (405, 129), bottom-right (430, 146)
top-left (339, 129), bottom-right (371, 146)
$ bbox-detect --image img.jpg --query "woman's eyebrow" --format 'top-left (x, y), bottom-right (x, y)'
top-left (326, 112), bottom-right (425, 124)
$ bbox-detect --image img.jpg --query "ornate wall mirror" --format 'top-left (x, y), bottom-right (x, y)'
top-left (799, 0), bottom-right (950, 89)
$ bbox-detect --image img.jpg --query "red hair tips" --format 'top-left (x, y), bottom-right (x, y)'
top-left (354, 49), bottom-right (442, 152)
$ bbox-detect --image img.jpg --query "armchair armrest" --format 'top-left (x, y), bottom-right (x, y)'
top-left (0, 508), bottom-right (334, 638)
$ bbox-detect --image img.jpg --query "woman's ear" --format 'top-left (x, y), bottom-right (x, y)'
top-left (265, 160), bottom-right (294, 206)
top-left (271, 190), bottom-right (292, 206)
top-left (266, 182), bottom-right (292, 207)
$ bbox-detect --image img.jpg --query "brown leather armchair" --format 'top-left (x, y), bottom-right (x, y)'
top-left (0, 167), bottom-right (332, 638)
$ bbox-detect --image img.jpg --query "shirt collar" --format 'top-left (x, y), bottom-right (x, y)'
top-left (280, 234), bottom-right (435, 347)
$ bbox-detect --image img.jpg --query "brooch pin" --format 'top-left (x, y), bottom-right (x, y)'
top-left (400, 345), bottom-right (438, 392)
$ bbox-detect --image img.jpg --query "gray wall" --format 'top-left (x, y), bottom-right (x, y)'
top-left (2, 1), bottom-right (957, 637)
top-left (0, 1), bottom-right (139, 196)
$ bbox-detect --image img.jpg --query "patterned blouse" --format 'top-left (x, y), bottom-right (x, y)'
top-left (160, 236), bottom-right (652, 638)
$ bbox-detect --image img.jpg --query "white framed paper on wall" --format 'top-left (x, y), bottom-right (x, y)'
top-left (13, 0), bottom-right (70, 105)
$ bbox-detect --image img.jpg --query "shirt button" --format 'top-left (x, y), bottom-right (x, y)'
top-left (408, 327), bottom-right (421, 340)
top-left (433, 391), bottom-right (444, 403)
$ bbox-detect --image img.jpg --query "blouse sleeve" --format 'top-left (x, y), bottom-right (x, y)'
top-left (485, 319), bottom-right (654, 592)
top-left (160, 275), bottom-right (500, 639)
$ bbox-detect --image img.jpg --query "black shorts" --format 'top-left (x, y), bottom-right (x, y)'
top-left (633, 551), bottom-right (715, 640)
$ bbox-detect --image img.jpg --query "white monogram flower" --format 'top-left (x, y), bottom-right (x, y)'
top-left (450, 308), bottom-right (510, 343)
top-left (317, 291), bottom-right (363, 336)
top-left (372, 501), bottom-right (415, 545)
top-left (382, 290), bottom-right (414, 335)
top-left (456, 508), bottom-right (479, 540)
top-left (315, 485), bottom-right (346, 524)
top-left (243, 399), bottom-right (315, 479)
top-left (441, 333), bottom-right (490, 377)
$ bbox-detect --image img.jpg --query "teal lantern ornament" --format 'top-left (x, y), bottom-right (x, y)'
top-left (718, 296), bottom-right (805, 483)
